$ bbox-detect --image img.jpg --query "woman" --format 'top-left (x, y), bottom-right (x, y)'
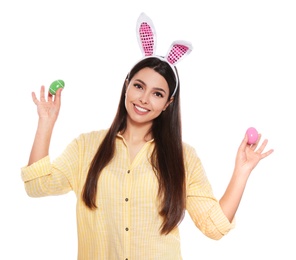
top-left (21, 14), bottom-right (273, 260)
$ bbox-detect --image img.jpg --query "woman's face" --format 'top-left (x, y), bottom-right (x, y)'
top-left (125, 67), bottom-right (173, 126)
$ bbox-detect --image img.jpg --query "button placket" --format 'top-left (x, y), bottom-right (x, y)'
top-left (123, 168), bottom-right (131, 259)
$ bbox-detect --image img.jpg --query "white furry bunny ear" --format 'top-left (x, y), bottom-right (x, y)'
top-left (165, 40), bottom-right (193, 66)
top-left (136, 12), bottom-right (157, 56)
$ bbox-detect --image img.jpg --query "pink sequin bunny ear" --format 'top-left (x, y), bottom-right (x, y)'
top-left (136, 12), bottom-right (157, 57)
top-left (165, 40), bottom-right (193, 66)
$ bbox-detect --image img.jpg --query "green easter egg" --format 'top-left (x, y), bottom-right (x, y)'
top-left (49, 80), bottom-right (65, 95)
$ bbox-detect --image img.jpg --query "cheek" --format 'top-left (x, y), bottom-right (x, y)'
top-left (125, 90), bottom-right (136, 109)
top-left (152, 100), bottom-right (168, 111)
top-left (124, 90), bottom-right (131, 104)
top-left (125, 88), bottom-right (136, 100)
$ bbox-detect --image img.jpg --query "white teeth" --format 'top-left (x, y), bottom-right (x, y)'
top-left (135, 105), bottom-right (148, 112)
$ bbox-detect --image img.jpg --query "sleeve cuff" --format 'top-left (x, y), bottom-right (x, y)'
top-left (21, 156), bottom-right (51, 182)
top-left (210, 203), bottom-right (236, 236)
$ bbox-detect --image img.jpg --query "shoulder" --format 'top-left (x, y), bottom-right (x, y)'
top-left (182, 141), bottom-right (203, 168)
top-left (182, 142), bottom-right (198, 157)
top-left (74, 129), bottom-right (109, 144)
top-left (182, 142), bottom-right (208, 184)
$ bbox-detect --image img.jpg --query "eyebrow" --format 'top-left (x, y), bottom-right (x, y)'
top-left (134, 79), bottom-right (167, 94)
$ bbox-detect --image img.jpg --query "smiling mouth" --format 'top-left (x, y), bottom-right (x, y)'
top-left (134, 104), bottom-right (150, 113)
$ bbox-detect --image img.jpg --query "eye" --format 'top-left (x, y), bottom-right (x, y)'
top-left (154, 91), bottom-right (164, 98)
top-left (133, 83), bottom-right (143, 90)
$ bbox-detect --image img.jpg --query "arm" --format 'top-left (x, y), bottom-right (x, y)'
top-left (219, 133), bottom-right (274, 222)
top-left (185, 144), bottom-right (235, 240)
top-left (28, 85), bottom-right (63, 165)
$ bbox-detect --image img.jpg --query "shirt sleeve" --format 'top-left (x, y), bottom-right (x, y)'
top-left (184, 144), bottom-right (235, 240)
top-left (21, 137), bottom-right (80, 198)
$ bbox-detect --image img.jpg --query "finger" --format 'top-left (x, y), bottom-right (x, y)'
top-left (40, 86), bottom-right (46, 101)
top-left (31, 92), bottom-right (38, 105)
top-left (260, 149), bottom-right (274, 159)
top-left (249, 134), bottom-right (262, 150)
top-left (53, 87), bottom-right (63, 105)
top-left (48, 90), bottom-right (53, 102)
top-left (255, 139), bottom-right (268, 154)
top-left (238, 133), bottom-right (248, 153)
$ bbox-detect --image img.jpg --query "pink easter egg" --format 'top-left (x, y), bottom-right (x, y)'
top-left (246, 127), bottom-right (258, 144)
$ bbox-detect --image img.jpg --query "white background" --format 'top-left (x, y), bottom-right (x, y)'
top-left (1, 0), bottom-right (295, 259)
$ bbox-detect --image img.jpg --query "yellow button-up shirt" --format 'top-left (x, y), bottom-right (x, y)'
top-left (21, 130), bottom-right (234, 260)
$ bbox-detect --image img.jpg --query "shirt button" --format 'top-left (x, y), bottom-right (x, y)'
top-left (127, 170), bottom-right (130, 174)
top-left (125, 198), bottom-right (129, 202)
top-left (125, 227), bottom-right (129, 231)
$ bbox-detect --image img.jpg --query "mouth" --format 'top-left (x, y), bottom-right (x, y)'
top-left (134, 104), bottom-right (150, 113)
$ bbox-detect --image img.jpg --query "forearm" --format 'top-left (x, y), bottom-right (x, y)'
top-left (219, 132), bottom-right (273, 223)
top-left (28, 119), bottom-right (55, 165)
top-left (219, 170), bottom-right (249, 222)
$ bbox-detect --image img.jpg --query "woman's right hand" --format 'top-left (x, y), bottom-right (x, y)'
top-left (32, 85), bottom-right (62, 123)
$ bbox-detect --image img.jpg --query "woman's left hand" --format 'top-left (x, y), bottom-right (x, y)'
top-left (235, 133), bottom-right (274, 176)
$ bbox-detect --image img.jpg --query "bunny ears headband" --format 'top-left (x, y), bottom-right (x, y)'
top-left (136, 13), bottom-right (193, 97)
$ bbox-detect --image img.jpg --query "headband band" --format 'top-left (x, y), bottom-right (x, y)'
top-left (136, 13), bottom-right (193, 97)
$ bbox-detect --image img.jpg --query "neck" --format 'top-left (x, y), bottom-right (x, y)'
top-left (121, 120), bottom-right (152, 143)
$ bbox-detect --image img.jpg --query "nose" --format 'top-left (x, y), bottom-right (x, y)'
top-left (139, 91), bottom-right (149, 104)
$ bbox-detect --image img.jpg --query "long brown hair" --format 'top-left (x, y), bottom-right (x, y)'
top-left (82, 57), bottom-right (186, 234)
